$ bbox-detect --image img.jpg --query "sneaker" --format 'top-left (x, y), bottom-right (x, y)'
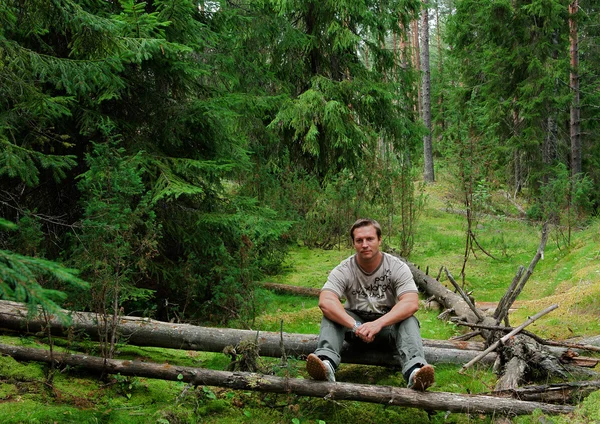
top-left (407, 364), bottom-right (435, 391)
top-left (306, 353), bottom-right (336, 382)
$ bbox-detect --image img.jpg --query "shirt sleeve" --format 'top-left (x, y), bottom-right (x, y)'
top-left (321, 257), bottom-right (352, 299)
top-left (391, 257), bottom-right (418, 298)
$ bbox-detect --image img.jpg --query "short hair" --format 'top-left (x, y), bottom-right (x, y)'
top-left (350, 218), bottom-right (382, 241)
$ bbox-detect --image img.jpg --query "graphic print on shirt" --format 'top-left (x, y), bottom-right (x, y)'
top-left (351, 268), bottom-right (394, 313)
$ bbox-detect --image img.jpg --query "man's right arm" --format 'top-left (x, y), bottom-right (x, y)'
top-left (318, 290), bottom-right (356, 329)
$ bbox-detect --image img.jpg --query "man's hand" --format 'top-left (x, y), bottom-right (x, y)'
top-left (355, 292), bottom-right (420, 342)
top-left (354, 320), bottom-right (382, 343)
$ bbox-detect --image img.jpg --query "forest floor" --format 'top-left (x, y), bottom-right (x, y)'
top-left (1, 180), bottom-right (600, 423)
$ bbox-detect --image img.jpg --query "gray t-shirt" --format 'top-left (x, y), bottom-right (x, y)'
top-left (322, 252), bottom-right (418, 315)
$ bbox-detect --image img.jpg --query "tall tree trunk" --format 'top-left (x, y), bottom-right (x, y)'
top-left (543, 31), bottom-right (560, 185)
top-left (411, 19), bottom-right (422, 116)
top-left (421, 0), bottom-right (435, 182)
top-left (569, 0), bottom-right (581, 176)
top-left (435, 0), bottom-right (445, 134)
top-left (512, 104), bottom-right (524, 195)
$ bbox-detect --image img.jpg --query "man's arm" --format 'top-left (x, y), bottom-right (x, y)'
top-left (354, 292), bottom-right (419, 343)
top-left (318, 290), bottom-right (356, 329)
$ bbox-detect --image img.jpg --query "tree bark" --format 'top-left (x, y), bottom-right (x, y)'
top-left (495, 356), bottom-right (528, 391)
top-left (0, 343), bottom-right (574, 415)
top-left (569, 0), bottom-right (581, 176)
top-left (0, 300), bottom-right (494, 366)
top-left (399, 258), bottom-right (481, 323)
top-left (421, 0), bottom-right (434, 182)
top-left (260, 282), bottom-right (320, 297)
top-left (460, 305), bottom-right (558, 373)
top-left (492, 380), bottom-right (600, 404)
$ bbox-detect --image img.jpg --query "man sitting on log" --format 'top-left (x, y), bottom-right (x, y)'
top-left (306, 218), bottom-right (435, 391)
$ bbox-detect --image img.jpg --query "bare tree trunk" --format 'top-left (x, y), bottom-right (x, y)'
top-left (421, 0), bottom-right (435, 182)
top-left (569, 0), bottom-right (581, 176)
top-left (435, 0), bottom-right (445, 134)
top-left (0, 343), bottom-right (574, 415)
top-left (411, 19), bottom-right (422, 115)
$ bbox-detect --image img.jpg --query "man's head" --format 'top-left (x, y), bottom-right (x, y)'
top-left (350, 218), bottom-right (382, 264)
top-left (350, 218), bottom-right (382, 242)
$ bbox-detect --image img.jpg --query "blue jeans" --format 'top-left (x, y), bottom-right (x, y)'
top-left (313, 310), bottom-right (427, 378)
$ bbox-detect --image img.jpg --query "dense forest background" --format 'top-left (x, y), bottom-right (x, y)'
top-left (1, 0), bottom-right (599, 328)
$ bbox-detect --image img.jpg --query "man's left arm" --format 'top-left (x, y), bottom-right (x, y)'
top-left (354, 292), bottom-right (419, 343)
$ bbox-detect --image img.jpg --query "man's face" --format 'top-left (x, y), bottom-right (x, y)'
top-left (352, 225), bottom-right (381, 261)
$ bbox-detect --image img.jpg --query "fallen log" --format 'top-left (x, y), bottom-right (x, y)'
top-left (397, 255), bottom-right (481, 324)
top-left (494, 333), bottom-right (599, 392)
top-left (260, 282), bottom-right (320, 297)
top-left (0, 300), bottom-right (495, 366)
top-left (455, 322), bottom-right (600, 367)
top-left (492, 380), bottom-right (600, 404)
top-left (0, 343), bottom-right (574, 416)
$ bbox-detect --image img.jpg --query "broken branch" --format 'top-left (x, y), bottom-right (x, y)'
top-left (459, 304), bottom-right (559, 373)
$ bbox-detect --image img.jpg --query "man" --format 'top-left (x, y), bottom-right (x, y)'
top-left (306, 218), bottom-right (435, 391)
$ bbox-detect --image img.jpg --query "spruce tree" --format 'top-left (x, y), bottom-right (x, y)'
top-left (0, 0), bottom-right (290, 323)
top-left (443, 0), bottom-right (573, 193)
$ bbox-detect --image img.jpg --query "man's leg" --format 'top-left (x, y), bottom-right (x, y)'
top-left (307, 311), bottom-right (362, 381)
top-left (392, 316), bottom-right (435, 390)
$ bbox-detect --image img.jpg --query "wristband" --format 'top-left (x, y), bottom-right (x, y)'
top-left (351, 321), bottom-right (362, 334)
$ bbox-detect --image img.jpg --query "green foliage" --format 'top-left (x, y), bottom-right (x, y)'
top-left (300, 170), bottom-right (366, 249)
top-left (236, 0), bottom-right (425, 250)
top-left (384, 152), bottom-right (427, 258)
top-left (0, 139), bottom-right (78, 187)
top-left (7, 213), bottom-right (45, 257)
top-left (69, 141), bottom-right (159, 355)
top-left (526, 163), bottom-right (594, 247)
top-left (442, 0), bottom-right (573, 197)
top-left (0, 219), bottom-right (88, 320)
top-left (0, 0), bottom-right (597, 330)
top-left (0, 0), bottom-right (296, 325)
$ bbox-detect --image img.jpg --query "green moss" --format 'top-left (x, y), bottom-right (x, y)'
top-left (0, 355), bottom-right (45, 380)
top-left (0, 383), bottom-right (17, 400)
top-left (0, 399), bottom-right (101, 424)
top-left (416, 308), bottom-right (461, 340)
top-left (576, 389), bottom-right (600, 422)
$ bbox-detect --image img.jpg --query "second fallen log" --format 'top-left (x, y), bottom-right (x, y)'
top-left (0, 343), bottom-right (574, 416)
